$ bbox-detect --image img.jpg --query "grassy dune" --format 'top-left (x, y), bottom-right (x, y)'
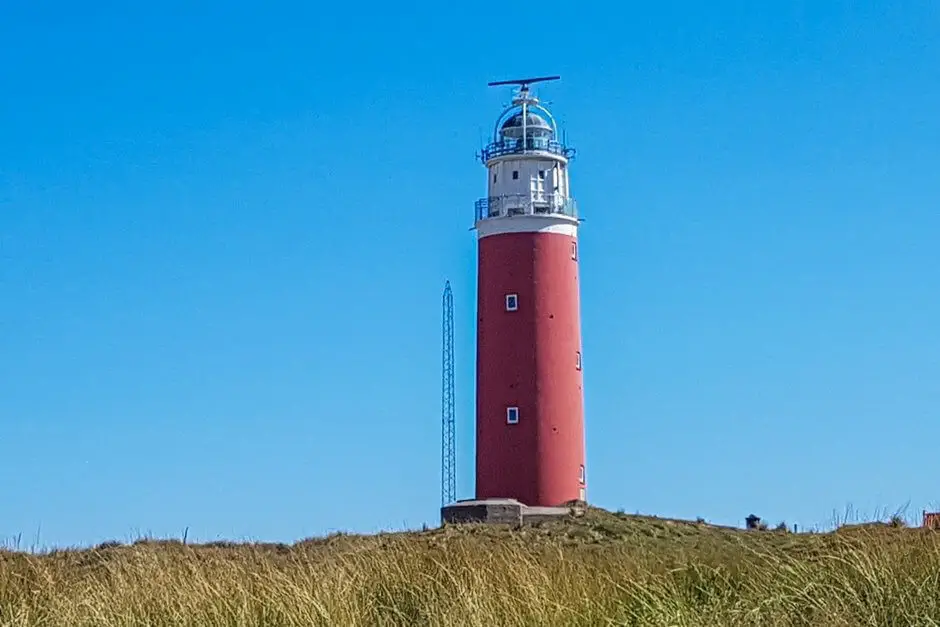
top-left (2, 508), bottom-right (940, 626)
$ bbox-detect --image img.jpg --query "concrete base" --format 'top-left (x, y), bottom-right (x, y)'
top-left (440, 498), bottom-right (583, 526)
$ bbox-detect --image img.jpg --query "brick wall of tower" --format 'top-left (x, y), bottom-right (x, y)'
top-left (475, 230), bottom-right (586, 507)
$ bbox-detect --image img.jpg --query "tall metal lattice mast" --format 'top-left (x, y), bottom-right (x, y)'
top-left (441, 281), bottom-right (456, 506)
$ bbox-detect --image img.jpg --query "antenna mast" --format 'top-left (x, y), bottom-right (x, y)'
top-left (441, 281), bottom-right (456, 507)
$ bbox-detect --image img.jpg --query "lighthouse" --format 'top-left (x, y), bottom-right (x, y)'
top-left (473, 76), bottom-right (586, 508)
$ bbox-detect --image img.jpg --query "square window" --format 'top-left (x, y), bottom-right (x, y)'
top-left (571, 241), bottom-right (578, 260)
top-left (505, 293), bottom-right (518, 311)
top-left (507, 407), bottom-right (520, 424)
top-left (512, 170), bottom-right (519, 180)
top-left (538, 170), bottom-right (545, 180)
top-left (576, 351), bottom-right (582, 371)
top-left (579, 465), bottom-right (585, 484)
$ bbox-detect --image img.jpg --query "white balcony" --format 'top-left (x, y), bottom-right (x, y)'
top-left (474, 193), bottom-right (578, 222)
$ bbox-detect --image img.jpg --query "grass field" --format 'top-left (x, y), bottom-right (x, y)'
top-left (2, 508), bottom-right (939, 626)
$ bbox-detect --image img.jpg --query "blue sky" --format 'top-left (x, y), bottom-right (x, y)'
top-left (1, 1), bottom-right (938, 548)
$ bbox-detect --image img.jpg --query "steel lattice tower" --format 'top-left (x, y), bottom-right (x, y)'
top-left (441, 281), bottom-right (456, 506)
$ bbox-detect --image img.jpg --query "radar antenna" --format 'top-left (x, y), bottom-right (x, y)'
top-left (488, 76), bottom-right (559, 103)
top-left (487, 75), bottom-right (561, 89)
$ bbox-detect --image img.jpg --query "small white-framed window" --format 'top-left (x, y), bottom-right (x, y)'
top-left (571, 241), bottom-right (578, 260)
top-left (579, 487), bottom-right (586, 501)
top-left (512, 170), bottom-right (519, 180)
top-left (506, 406), bottom-right (520, 424)
top-left (505, 293), bottom-right (518, 311)
top-left (576, 351), bottom-right (582, 371)
top-left (538, 169), bottom-right (545, 180)
top-left (579, 465), bottom-right (585, 484)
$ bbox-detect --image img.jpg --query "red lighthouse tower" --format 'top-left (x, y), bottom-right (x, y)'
top-left (474, 77), bottom-right (586, 508)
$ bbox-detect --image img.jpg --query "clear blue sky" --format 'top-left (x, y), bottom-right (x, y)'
top-left (2, 1), bottom-right (939, 548)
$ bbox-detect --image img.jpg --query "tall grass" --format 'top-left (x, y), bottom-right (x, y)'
top-left (2, 517), bottom-right (940, 626)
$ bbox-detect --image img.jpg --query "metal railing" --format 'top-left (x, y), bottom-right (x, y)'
top-left (481, 137), bottom-right (574, 162)
top-left (474, 194), bottom-right (579, 222)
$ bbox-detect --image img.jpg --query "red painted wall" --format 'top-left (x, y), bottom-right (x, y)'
top-left (475, 230), bottom-right (585, 506)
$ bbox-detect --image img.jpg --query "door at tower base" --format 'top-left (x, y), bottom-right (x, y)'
top-left (475, 228), bottom-right (586, 507)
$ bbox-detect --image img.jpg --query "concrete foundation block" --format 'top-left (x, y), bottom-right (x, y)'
top-left (441, 499), bottom-right (524, 526)
top-left (441, 498), bottom-right (580, 526)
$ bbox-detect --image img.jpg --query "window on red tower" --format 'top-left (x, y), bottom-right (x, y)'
top-left (506, 407), bottom-right (519, 424)
top-left (571, 241), bottom-right (578, 260)
top-left (505, 294), bottom-right (518, 311)
top-left (579, 465), bottom-right (585, 484)
top-left (576, 351), bottom-right (582, 371)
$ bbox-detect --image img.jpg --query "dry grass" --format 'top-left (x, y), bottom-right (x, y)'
top-left (2, 508), bottom-right (940, 626)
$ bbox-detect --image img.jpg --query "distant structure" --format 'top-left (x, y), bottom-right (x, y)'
top-left (441, 281), bottom-right (456, 507)
top-left (924, 510), bottom-right (940, 529)
top-left (471, 76), bottom-right (587, 508)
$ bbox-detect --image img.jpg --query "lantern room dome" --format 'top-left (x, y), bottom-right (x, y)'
top-left (499, 112), bottom-right (553, 139)
top-left (501, 112), bottom-right (551, 131)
